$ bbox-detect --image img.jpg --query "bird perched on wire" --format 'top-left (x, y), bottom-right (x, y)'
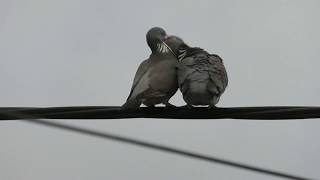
top-left (165, 36), bottom-right (228, 108)
top-left (122, 27), bottom-right (178, 110)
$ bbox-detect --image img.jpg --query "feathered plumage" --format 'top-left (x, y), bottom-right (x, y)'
top-left (166, 36), bottom-right (228, 107)
top-left (122, 27), bottom-right (178, 110)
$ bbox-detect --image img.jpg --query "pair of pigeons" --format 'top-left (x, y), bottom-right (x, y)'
top-left (122, 27), bottom-right (228, 109)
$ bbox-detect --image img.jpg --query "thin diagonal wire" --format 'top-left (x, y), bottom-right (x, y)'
top-left (23, 118), bottom-right (312, 180)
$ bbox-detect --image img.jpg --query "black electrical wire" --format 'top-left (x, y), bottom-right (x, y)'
top-left (0, 106), bottom-right (320, 120)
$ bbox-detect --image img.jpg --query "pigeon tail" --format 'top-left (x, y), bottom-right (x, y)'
top-left (121, 99), bottom-right (141, 110)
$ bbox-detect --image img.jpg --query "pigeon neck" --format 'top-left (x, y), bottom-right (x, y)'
top-left (151, 42), bottom-right (176, 57)
top-left (178, 47), bottom-right (206, 62)
top-left (177, 48), bottom-right (189, 61)
top-left (151, 51), bottom-right (175, 58)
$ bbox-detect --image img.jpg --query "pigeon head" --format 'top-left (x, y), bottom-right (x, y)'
top-left (164, 36), bottom-right (190, 60)
top-left (146, 27), bottom-right (172, 54)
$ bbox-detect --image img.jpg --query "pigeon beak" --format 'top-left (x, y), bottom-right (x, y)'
top-left (164, 35), bottom-right (170, 41)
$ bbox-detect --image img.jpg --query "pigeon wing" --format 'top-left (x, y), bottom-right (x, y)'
top-left (207, 54), bottom-right (228, 96)
top-left (126, 59), bottom-right (151, 101)
top-left (177, 57), bottom-right (197, 94)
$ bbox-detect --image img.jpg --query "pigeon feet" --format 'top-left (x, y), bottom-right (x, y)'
top-left (164, 102), bottom-right (177, 109)
top-left (208, 104), bottom-right (218, 110)
top-left (181, 104), bottom-right (194, 109)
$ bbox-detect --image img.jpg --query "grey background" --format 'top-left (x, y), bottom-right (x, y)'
top-left (0, 0), bottom-right (320, 179)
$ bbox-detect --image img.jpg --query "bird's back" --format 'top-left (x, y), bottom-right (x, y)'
top-left (177, 48), bottom-right (228, 106)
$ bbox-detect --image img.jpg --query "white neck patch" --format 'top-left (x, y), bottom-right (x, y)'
top-left (157, 43), bottom-right (170, 53)
top-left (178, 49), bottom-right (187, 61)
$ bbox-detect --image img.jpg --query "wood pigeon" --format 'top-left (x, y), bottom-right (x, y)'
top-left (122, 27), bottom-right (178, 109)
top-left (165, 36), bottom-right (228, 108)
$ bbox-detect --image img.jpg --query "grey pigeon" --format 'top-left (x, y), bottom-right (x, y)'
top-left (121, 27), bottom-right (178, 110)
top-left (165, 36), bottom-right (228, 108)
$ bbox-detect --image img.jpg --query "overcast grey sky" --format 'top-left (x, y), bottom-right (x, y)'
top-left (0, 0), bottom-right (320, 179)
